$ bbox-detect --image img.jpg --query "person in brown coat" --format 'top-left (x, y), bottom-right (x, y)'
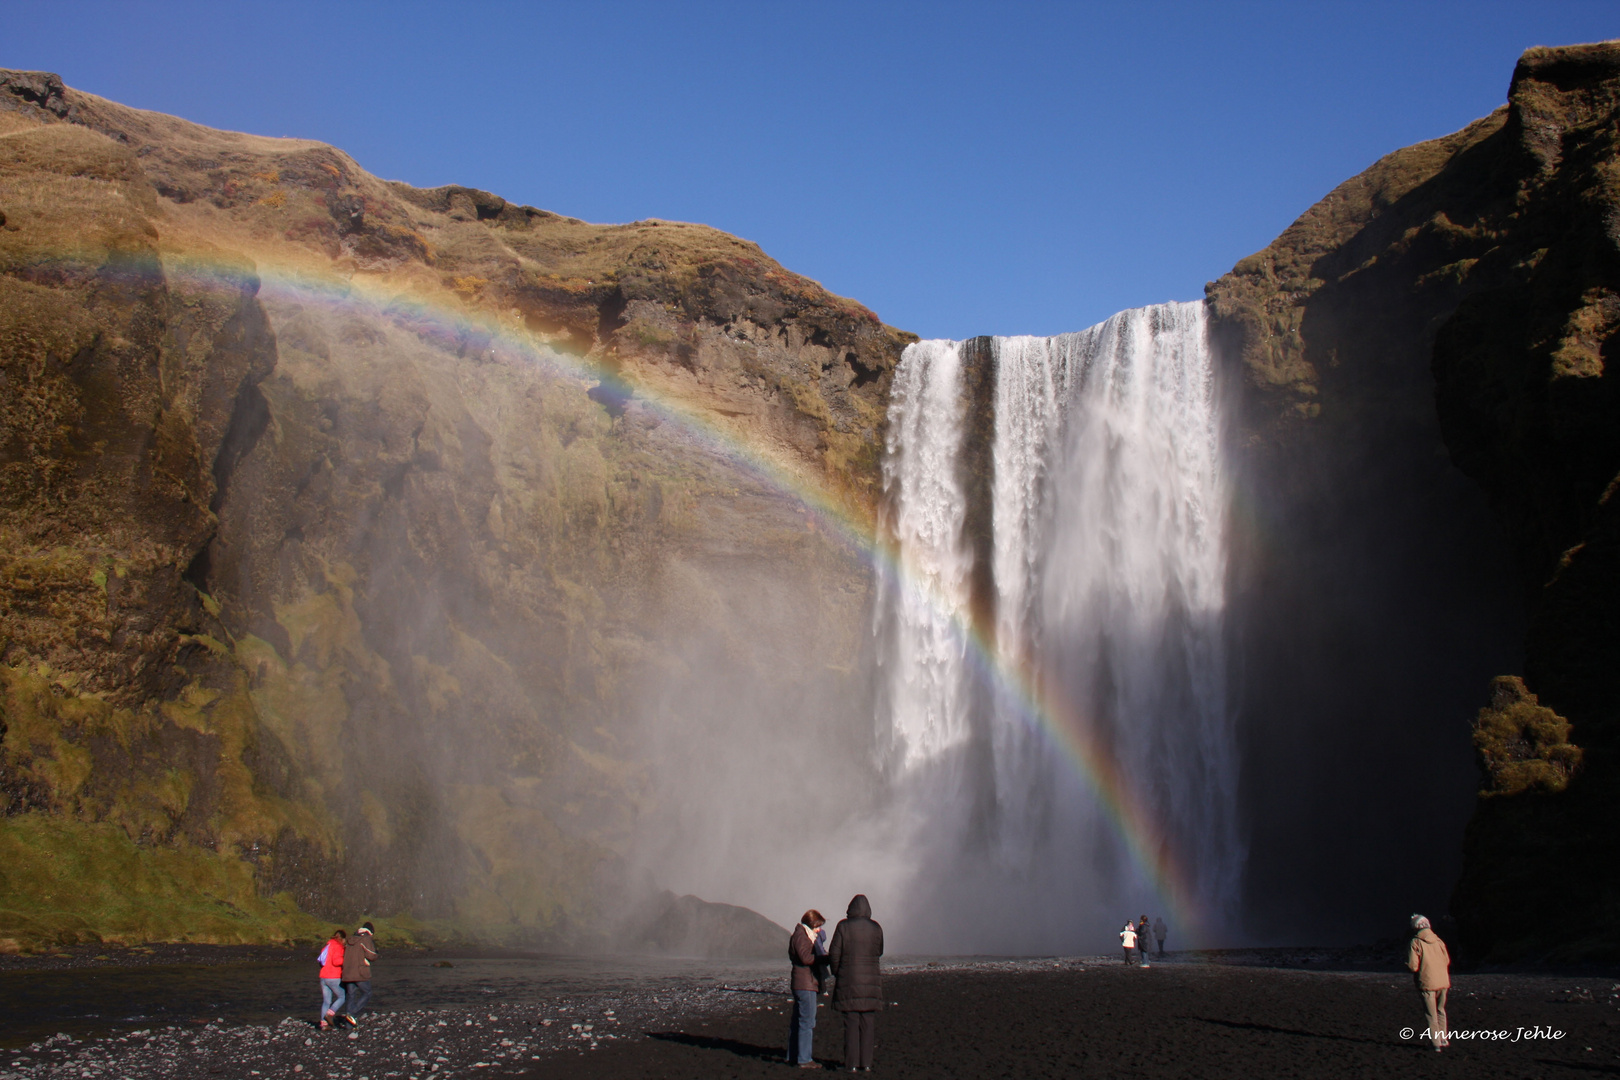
top-left (1406, 914), bottom-right (1451, 1051)
top-left (828, 894), bottom-right (883, 1072)
top-left (339, 922), bottom-right (377, 1026)
top-left (786, 910), bottom-right (825, 1067)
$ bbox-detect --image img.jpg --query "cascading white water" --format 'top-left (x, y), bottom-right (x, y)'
top-left (879, 339), bottom-right (975, 769)
top-left (877, 300), bottom-right (1241, 951)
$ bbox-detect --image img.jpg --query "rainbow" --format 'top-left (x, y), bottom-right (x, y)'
top-left (158, 248), bottom-right (1207, 941)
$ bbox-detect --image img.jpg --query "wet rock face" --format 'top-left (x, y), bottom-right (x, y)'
top-left (1209, 41), bottom-right (1620, 959)
top-left (0, 70), bottom-right (906, 945)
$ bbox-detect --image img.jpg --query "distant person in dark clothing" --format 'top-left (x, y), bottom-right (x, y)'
top-left (1137, 916), bottom-right (1152, 967)
top-left (340, 922), bottom-right (377, 1026)
top-left (1153, 916), bottom-right (1167, 958)
top-left (812, 914), bottom-right (832, 995)
top-left (786, 910), bottom-right (825, 1067)
top-left (828, 894), bottom-right (884, 1072)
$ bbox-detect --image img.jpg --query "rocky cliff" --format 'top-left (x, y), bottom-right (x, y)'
top-left (0, 69), bottom-right (911, 950)
top-left (1209, 41), bottom-right (1620, 958)
top-left (5, 42), bottom-right (1617, 960)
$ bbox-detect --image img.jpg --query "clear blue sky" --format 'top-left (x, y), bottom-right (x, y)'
top-left (7, 1), bottom-right (1616, 337)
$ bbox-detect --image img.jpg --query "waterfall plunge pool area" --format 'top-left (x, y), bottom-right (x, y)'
top-left (2, 948), bottom-right (1619, 1078)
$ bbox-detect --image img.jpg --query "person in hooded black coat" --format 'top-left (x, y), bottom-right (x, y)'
top-left (827, 894), bottom-right (883, 1071)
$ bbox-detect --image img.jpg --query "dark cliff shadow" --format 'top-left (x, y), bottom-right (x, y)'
top-left (645, 1030), bottom-right (786, 1063)
top-left (1225, 108), bottom-right (1529, 948)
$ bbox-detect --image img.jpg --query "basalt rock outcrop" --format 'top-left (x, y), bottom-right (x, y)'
top-left (0, 69), bottom-right (911, 949)
top-left (1209, 41), bottom-right (1620, 959)
top-left (618, 890), bottom-right (788, 959)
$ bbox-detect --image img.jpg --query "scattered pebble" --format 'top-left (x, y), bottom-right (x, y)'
top-left (0, 980), bottom-right (792, 1078)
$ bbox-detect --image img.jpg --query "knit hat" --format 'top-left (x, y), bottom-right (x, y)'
top-left (1410, 914), bottom-right (1430, 930)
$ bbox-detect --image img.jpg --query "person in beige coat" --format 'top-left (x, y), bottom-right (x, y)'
top-left (1406, 915), bottom-right (1451, 1051)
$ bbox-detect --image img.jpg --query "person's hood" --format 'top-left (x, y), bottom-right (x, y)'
top-left (847, 894), bottom-right (871, 919)
top-left (1414, 928), bottom-right (1441, 945)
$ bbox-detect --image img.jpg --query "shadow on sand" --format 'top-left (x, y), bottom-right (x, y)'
top-left (1189, 1017), bottom-right (1385, 1046)
top-left (646, 1030), bottom-right (788, 1063)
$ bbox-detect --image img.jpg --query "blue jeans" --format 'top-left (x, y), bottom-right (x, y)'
top-left (342, 981), bottom-right (372, 1018)
top-left (320, 978), bottom-right (346, 1020)
top-left (787, 989), bottom-right (817, 1063)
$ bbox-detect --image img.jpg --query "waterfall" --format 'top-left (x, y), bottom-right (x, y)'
top-left (879, 339), bottom-right (975, 769)
top-left (876, 300), bottom-right (1240, 951)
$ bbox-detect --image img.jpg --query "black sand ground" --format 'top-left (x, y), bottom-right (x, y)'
top-left (531, 964), bottom-right (1620, 1079)
top-left (4, 957), bottom-right (1619, 1079)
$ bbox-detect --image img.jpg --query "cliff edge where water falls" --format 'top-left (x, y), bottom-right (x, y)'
top-left (0, 68), bottom-right (905, 951)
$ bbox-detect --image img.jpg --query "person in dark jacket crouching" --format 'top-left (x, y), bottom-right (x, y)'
top-left (828, 894), bottom-right (883, 1072)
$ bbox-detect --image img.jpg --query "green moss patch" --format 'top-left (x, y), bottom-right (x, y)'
top-left (0, 813), bottom-right (324, 952)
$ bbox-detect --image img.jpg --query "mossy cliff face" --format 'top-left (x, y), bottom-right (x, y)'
top-left (0, 70), bottom-right (910, 948)
top-left (1209, 41), bottom-right (1620, 958)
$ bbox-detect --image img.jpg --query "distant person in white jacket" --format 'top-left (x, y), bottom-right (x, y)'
top-left (1120, 922), bottom-right (1138, 965)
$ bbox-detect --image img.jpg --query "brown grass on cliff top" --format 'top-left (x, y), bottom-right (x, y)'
top-left (33, 77), bottom-right (882, 320)
top-left (3, 72), bottom-right (906, 521)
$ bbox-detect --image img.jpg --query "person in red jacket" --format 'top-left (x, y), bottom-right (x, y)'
top-left (318, 929), bottom-right (347, 1029)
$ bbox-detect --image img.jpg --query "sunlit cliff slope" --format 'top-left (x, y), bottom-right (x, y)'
top-left (0, 69), bottom-right (909, 950)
